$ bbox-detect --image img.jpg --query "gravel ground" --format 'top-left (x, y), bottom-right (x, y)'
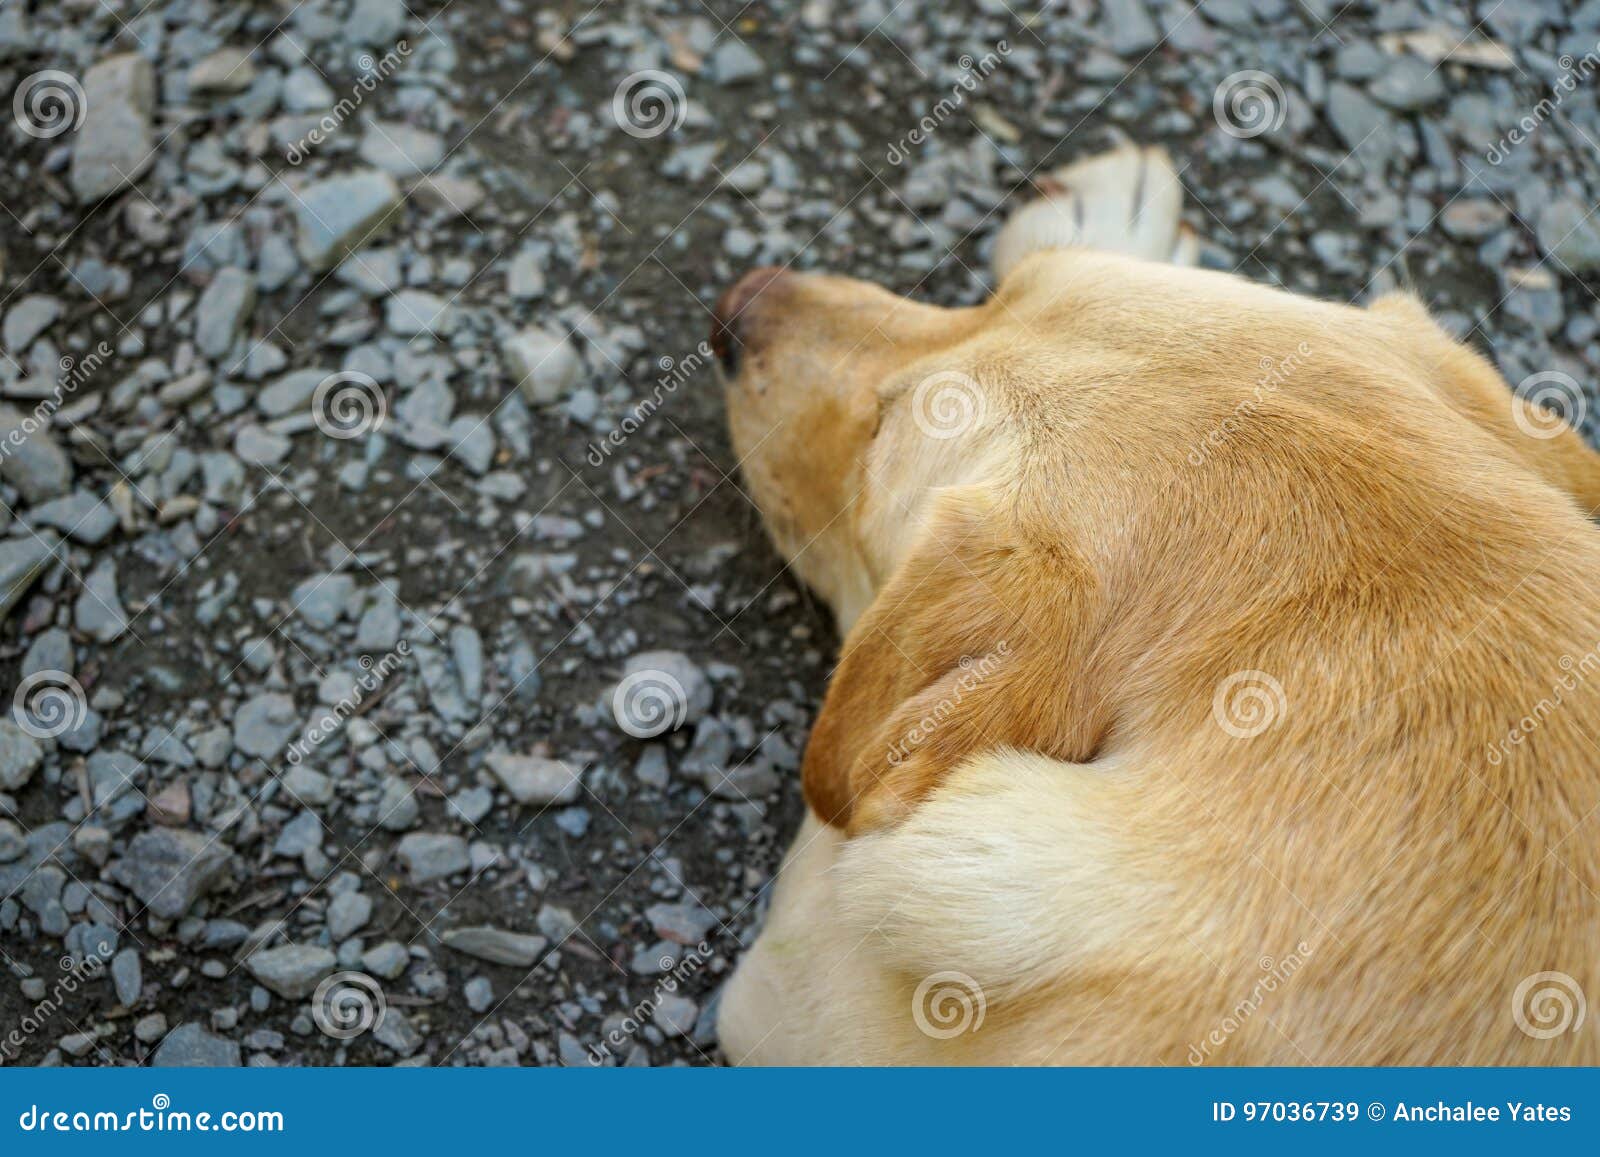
top-left (1, 0), bottom-right (1598, 1067)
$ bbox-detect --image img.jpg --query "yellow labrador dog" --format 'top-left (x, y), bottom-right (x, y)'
top-left (712, 145), bottom-right (1600, 1065)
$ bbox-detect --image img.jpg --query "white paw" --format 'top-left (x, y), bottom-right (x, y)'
top-left (992, 144), bottom-right (1196, 282)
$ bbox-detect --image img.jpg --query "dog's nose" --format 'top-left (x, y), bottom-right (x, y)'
top-left (711, 266), bottom-right (787, 376)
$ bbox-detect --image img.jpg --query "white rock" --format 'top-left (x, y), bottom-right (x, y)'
top-left (500, 328), bottom-right (581, 404)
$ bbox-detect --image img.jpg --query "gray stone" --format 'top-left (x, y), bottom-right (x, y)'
top-left (1102, 0), bottom-right (1159, 56)
top-left (257, 368), bottom-right (331, 417)
top-left (246, 943), bottom-right (336, 998)
top-left (234, 424), bottom-right (291, 466)
top-left (450, 624), bottom-right (484, 702)
top-left (152, 1022), bottom-right (242, 1067)
top-left (71, 53), bottom-right (158, 203)
top-left (1537, 198), bottom-right (1600, 275)
top-left (272, 809), bottom-right (323, 858)
top-left (3, 294), bottom-right (60, 351)
top-left (440, 925), bottom-right (548, 966)
top-left (1367, 54), bottom-right (1444, 111)
top-left (371, 1008), bottom-right (422, 1056)
top-left (110, 947), bottom-right (142, 1006)
top-left (28, 490), bottom-right (117, 544)
top-left (652, 993), bottom-right (699, 1038)
top-left (21, 626), bottom-right (73, 678)
top-left (74, 558), bottom-right (128, 642)
top-left (385, 289), bottom-right (453, 336)
top-left (347, 0), bottom-right (406, 44)
top-left (0, 721), bottom-right (43, 790)
top-left (411, 174), bottom-right (483, 216)
top-left (0, 404), bottom-right (73, 502)
top-left (361, 940), bottom-right (410, 979)
top-left (506, 249), bottom-right (545, 299)
top-left (357, 595), bottom-right (403, 652)
top-left (291, 572), bottom-right (356, 628)
top-left (326, 891), bottom-right (372, 940)
top-left (709, 40), bottom-right (765, 84)
top-left (464, 975), bottom-right (493, 1012)
top-left (359, 121), bottom-right (444, 178)
top-left (394, 831), bottom-right (469, 883)
top-left (195, 267), bottom-right (256, 358)
top-left (447, 416), bottom-right (494, 475)
top-left (293, 170), bottom-right (403, 271)
top-left (281, 67), bottom-right (334, 112)
top-left (645, 899), bottom-right (718, 946)
top-left (1325, 82), bottom-right (1393, 160)
top-left (376, 778), bottom-right (419, 831)
top-left (0, 533), bottom-right (58, 620)
top-left (233, 692), bottom-right (299, 759)
top-left (108, 828), bottom-right (230, 920)
top-left (501, 328), bottom-right (581, 404)
top-left (188, 47), bottom-right (257, 95)
top-left (484, 751), bottom-right (582, 806)
top-left (0, 818), bottom-right (23, 862)
top-left (535, 903), bottom-right (579, 942)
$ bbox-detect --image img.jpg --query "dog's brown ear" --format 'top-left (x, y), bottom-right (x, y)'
top-left (801, 492), bottom-right (1106, 833)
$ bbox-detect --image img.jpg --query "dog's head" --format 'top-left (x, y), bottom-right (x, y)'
top-left (716, 252), bottom-right (1200, 832)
